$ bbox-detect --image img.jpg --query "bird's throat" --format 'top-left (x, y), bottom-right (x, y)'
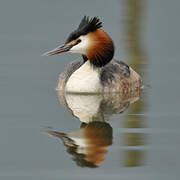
top-left (65, 61), bottom-right (102, 93)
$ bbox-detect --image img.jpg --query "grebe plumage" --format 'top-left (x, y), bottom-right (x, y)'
top-left (43, 16), bottom-right (142, 93)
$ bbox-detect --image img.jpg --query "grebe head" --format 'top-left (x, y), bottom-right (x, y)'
top-left (43, 16), bottom-right (114, 67)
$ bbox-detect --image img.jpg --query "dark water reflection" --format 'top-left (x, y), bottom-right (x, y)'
top-left (43, 90), bottom-right (144, 168)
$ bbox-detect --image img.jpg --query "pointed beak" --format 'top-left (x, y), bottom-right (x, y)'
top-left (42, 44), bottom-right (73, 56)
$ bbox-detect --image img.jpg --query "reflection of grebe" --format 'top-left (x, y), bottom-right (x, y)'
top-left (44, 122), bottom-right (112, 168)
top-left (57, 91), bottom-right (140, 123)
top-left (43, 91), bottom-right (140, 168)
top-left (43, 16), bottom-right (142, 93)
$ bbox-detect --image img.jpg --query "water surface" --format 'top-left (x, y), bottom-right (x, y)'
top-left (0, 0), bottom-right (180, 180)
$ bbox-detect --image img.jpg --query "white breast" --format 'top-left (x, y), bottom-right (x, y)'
top-left (65, 61), bottom-right (102, 93)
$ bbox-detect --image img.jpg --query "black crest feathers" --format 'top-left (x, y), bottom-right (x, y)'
top-left (78, 16), bottom-right (102, 33)
top-left (66, 16), bottom-right (102, 43)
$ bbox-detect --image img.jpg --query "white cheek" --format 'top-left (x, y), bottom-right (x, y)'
top-left (69, 36), bottom-right (89, 54)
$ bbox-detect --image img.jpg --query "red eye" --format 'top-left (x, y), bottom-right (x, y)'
top-left (77, 39), bottom-right (81, 44)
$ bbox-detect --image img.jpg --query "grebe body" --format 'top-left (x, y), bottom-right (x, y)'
top-left (57, 58), bottom-right (140, 93)
top-left (43, 16), bottom-right (142, 93)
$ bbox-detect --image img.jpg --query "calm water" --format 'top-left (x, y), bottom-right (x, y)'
top-left (0, 0), bottom-right (180, 179)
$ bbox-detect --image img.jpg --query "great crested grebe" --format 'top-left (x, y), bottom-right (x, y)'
top-left (43, 16), bottom-right (142, 93)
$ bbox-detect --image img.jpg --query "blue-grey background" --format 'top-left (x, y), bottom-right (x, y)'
top-left (0, 0), bottom-right (180, 179)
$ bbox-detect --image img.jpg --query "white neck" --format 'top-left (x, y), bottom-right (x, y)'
top-left (65, 61), bottom-right (102, 93)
